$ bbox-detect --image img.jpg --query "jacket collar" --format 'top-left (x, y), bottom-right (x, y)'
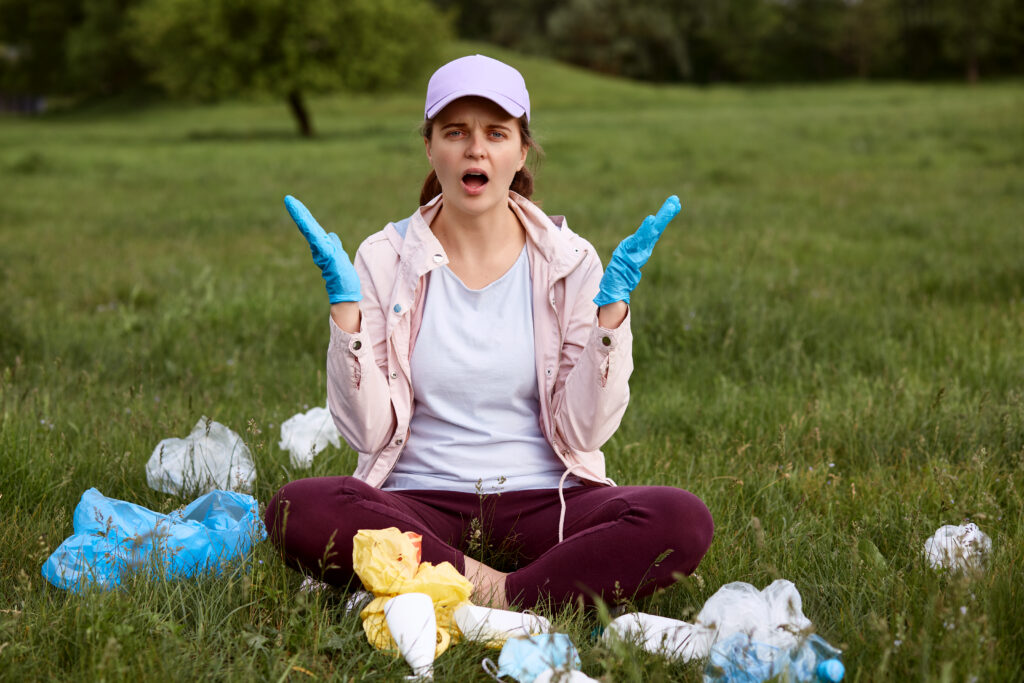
top-left (395, 192), bottom-right (587, 281)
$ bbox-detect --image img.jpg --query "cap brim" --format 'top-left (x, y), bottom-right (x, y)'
top-left (426, 89), bottom-right (527, 121)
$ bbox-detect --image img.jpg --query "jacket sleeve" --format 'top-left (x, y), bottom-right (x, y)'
top-left (325, 242), bottom-right (397, 455)
top-left (550, 249), bottom-right (634, 453)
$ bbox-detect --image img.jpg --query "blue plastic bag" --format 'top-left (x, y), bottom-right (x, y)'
top-left (482, 633), bottom-right (582, 683)
top-left (42, 488), bottom-right (265, 592)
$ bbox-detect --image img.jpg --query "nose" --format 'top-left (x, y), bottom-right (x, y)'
top-left (465, 130), bottom-right (486, 159)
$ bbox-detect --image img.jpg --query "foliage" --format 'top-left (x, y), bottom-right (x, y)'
top-left (547, 0), bottom-right (692, 81)
top-left (128, 0), bottom-right (450, 135)
top-left (434, 0), bottom-right (1024, 82)
top-left (0, 0), bottom-right (148, 97)
top-left (1, 44), bottom-right (1022, 678)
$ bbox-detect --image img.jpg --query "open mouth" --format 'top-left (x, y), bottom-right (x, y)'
top-left (462, 171), bottom-right (489, 191)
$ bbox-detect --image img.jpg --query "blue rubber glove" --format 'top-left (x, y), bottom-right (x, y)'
top-left (593, 195), bottom-right (681, 306)
top-left (284, 195), bottom-right (362, 303)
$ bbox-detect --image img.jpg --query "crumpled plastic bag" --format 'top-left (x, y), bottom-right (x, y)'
top-left (605, 579), bottom-right (813, 663)
top-left (42, 487), bottom-right (265, 592)
top-left (146, 416), bottom-right (255, 495)
top-left (923, 522), bottom-right (992, 572)
top-left (705, 632), bottom-right (844, 683)
top-left (279, 405), bottom-right (340, 468)
top-left (482, 633), bottom-right (584, 683)
top-left (352, 527), bottom-right (473, 657)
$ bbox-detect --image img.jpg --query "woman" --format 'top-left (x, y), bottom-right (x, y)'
top-left (265, 54), bottom-right (713, 608)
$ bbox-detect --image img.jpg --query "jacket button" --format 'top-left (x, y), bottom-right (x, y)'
top-left (395, 438), bottom-right (403, 446)
top-left (601, 336), bottom-right (611, 346)
top-left (352, 340), bottom-right (362, 350)
top-left (390, 371), bottom-right (398, 379)
top-left (433, 254), bottom-right (444, 263)
top-left (393, 304), bottom-right (402, 313)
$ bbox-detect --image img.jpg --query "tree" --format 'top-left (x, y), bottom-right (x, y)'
top-left (0, 0), bottom-right (148, 98)
top-left (839, 0), bottom-right (899, 78)
top-left (0, 0), bottom-right (80, 94)
top-left (689, 0), bottom-right (781, 82)
top-left (546, 0), bottom-right (691, 81)
top-left (129, 0), bottom-right (451, 136)
top-left (936, 0), bottom-right (1001, 82)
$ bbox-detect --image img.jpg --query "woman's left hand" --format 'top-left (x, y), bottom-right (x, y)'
top-left (593, 195), bottom-right (681, 307)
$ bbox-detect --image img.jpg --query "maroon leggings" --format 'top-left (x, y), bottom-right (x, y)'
top-left (264, 476), bottom-right (713, 608)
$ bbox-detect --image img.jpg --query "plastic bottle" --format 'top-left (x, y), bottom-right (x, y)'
top-left (704, 633), bottom-right (845, 683)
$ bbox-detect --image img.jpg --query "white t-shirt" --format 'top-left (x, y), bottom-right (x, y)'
top-left (382, 246), bottom-right (571, 493)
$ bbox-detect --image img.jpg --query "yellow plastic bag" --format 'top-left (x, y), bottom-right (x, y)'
top-left (352, 527), bottom-right (473, 657)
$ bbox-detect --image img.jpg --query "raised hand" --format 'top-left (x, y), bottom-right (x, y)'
top-left (593, 195), bottom-right (681, 307)
top-left (284, 195), bottom-right (362, 303)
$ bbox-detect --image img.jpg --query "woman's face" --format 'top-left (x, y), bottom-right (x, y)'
top-left (424, 96), bottom-right (528, 218)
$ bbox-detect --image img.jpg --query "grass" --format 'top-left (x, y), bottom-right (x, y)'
top-left (1, 42), bottom-right (1022, 680)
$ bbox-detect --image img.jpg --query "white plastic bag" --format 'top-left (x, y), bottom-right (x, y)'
top-left (604, 579), bottom-right (812, 663)
top-left (279, 405), bottom-right (340, 468)
top-left (923, 523), bottom-right (991, 572)
top-left (146, 417), bottom-right (255, 495)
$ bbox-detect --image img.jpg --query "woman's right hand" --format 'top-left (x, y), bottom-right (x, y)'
top-left (284, 195), bottom-right (362, 304)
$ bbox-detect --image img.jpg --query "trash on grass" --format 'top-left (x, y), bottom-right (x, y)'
top-left (924, 523), bottom-right (991, 572)
top-left (482, 633), bottom-right (585, 683)
top-left (385, 592), bottom-right (443, 679)
top-left (455, 603), bottom-right (551, 646)
top-left (705, 632), bottom-right (844, 682)
top-left (605, 580), bottom-right (818, 662)
top-left (146, 416), bottom-right (255, 495)
top-left (279, 405), bottom-right (340, 468)
top-left (352, 527), bottom-right (473, 658)
top-left (42, 487), bottom-right (265, 592)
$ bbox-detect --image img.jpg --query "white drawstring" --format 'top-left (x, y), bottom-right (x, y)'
top-left (557, 464), bottom-right (616, 543)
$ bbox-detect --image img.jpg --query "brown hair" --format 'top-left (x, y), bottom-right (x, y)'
top-left (419, 115), bottom-right (543, 207)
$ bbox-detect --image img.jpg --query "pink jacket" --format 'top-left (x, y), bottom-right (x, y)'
top-left (326, 192), bottom-right (634, 488)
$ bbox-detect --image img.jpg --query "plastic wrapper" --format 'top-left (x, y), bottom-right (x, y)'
top-left (146, 416), bottom-right (255, 495)
top-left (279, 405), bottom-right (340, 468)
top-left (923, 522), bottom-right (991, 572)
top-left (704, 632), bottom-right (844, 682)
top-left (351, 527), bottom-right (473, 657)
top-left (482, 633), bottom-right (584, 683)
top-left (605, 580), bottom-right (814, 662)
top-left (41, 488), bottom-right (265, 592)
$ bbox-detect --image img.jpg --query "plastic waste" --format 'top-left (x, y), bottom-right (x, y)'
top-left (602, 611), bottom-right (708, 661)
top-left (279, 405), bottom-right (340, 468)
top-left (533, 670), bottom-right (599, 683)
top-left (482, 633), bottom-right (583, 683)
top-left (704, 632), bottom-right (844, 683)
top-left (42, 487), bottom-right (265, 592)
top-left (455, 604), bottom-right (551, 646)
top-left (604, 580), bottom-right (813, 663)
top-left (923, 523), bottom-right (991, 572)
top-left (385, 592), bottom-right (442, 679)
top-left (146, 416), bottom-right (255, 495)
top-left (351, 527), bottom-right (473, 656)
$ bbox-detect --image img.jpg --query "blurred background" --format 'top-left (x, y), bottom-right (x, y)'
top-left (1, 0), bottom-right (1022, 131)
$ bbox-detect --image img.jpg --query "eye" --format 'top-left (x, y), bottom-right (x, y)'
top-left (489, 130), bottom-right (507, 140)
top-left (444, 129), bottom-right (465, 138)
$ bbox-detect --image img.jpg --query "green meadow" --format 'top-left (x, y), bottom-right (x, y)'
top-left (1, 44), bottom-right (1022, 680)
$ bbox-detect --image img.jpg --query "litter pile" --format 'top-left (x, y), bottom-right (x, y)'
top-left (42, 488), bottom-right (264, 592)
top-left (278, 405), bottom-right (340, 468)
top-left (146, 417), bottom-right (255, 495)
top-left (924, 522), bottom-right (992, 572)
top-left (604, 580), bottom-right (844, 682)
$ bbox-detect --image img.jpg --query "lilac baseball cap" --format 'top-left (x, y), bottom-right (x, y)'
top-left (424, 54), bottom-right (530, 122)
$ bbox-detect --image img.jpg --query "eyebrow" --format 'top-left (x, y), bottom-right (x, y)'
top-left (440, 121), bottom-right (513, 132)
